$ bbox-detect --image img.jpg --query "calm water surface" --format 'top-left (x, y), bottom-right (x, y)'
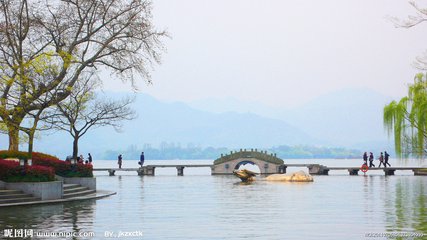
top-left (1, 159), bottom-right (427, 239)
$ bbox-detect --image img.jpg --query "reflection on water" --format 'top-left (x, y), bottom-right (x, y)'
top-left (0, 160), bottom-right (426, 240)
top-left (0, 201), bottom-right (96, 239)
top-left (385, 177), bottom-right (427, 235)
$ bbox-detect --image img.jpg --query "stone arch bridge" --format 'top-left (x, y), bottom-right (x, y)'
top-left (211, 149), bottom-right (284, 175)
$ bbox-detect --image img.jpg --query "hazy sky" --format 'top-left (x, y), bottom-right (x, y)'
top-left (102, 0), bottom-right (427, 108)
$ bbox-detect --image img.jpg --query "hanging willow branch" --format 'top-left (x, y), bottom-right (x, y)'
top-left (384, 73), bottom-right (427, 158)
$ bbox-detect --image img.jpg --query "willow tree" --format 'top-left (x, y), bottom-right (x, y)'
top-left (384, 2), bottom-right (427, 158)
top-left (0, 0), bottom-right (165, 151)
top-left (384, 73), bottom-right (427, 158)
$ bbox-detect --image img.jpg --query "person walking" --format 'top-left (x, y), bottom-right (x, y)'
top-left (369, 152), bottom-right (375, 168)
top-left (363, 152), bottom-right (368, 166)
top-left (118, 154), bottom-right (123, 169)
top-left (384, 151), bottom-right (391, 167)
top-left (88, 153), bottom-right (93, 164)
top-left (139, 152), bottom-right (145, 166)
top-left (378, 152), bottom-right (384, 168)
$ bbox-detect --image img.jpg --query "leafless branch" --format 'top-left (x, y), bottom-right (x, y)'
top-left (0, 0), bottom-right (166, 150)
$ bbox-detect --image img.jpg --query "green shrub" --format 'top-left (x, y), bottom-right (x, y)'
top-left (0, 150), bottom-right (30, 160)
top-left (0, 150), bottom-right (60, 161)
top-left (31, 152), bottom-right (60, 161)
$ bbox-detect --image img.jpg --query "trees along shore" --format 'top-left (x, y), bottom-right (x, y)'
top-left (0, 0), bottom-right (165, 156)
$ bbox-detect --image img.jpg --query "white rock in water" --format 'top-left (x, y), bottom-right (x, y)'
top-left (265, 170), bottom-right (313, 182)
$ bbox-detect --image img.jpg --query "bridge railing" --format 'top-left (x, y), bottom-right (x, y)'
top-left (214, 149), bottom-right (283, 165)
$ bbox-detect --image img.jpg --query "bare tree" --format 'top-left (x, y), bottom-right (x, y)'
top-left (47, 78), bottom-right (136, 160)
top-left (389, 1), bottom-right (427, 70)
top-left (0, 0), bottom-right (166, 151)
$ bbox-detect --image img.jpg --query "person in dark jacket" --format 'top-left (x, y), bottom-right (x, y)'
top-left (369, 152), bottom-right (375, 168)
top-left (118, 154), bottom-right (123, 169)
top-left (384, 151), bottom-right (391, 167)
top-left (363, 152), bottom-right (368, 166)
top-left (139, 152), bottom-right (145, 166)
top-left (88, 153), bottom-right (93, 163)
top-left (378, 152), bottom-right (384, 168)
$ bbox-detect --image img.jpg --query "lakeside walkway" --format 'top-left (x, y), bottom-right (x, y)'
top-left (282, 164), bottom-right (427, 176)
top-left (93, 164), bottom-right (427, 176)
top-left (94, 164), bottom-right (213, 176)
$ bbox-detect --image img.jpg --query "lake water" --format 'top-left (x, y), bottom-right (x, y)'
top-left (1, 159), bottom-right (427, 239)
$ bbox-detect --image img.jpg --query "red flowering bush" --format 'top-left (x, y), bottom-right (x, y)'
top-left (0, 159), bottom-right (20, 177)
top-left (24, 165), bottom-right (55, 181)
top-left (0, 151), bottom-right (93, 178)
top-left (34, 158), bottom-right (93, 177)
top-left (75, 163), bottom-right (93, 177)
top-left (0, 159), bottom-right (55, 182)
top-left (33, 158), bottom-right (70, 175)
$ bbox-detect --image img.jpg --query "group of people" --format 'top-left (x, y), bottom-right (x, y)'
top-left (362, 151), bottom-right (391, 168)
top-left (65, 153), bottom-right (93, 165)
top-left (117, 152), bottom-right (145, 169)
top-left (77, 153), bottom-right (93, 165)
top-left (78, 153), bottom-right (93, 165)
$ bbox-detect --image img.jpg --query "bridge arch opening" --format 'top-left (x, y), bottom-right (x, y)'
top-left (234, 160), bottom-right (261, 174)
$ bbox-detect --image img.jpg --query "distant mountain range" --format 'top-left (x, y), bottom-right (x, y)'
top-left (278, 88), bottom-right (395, 149)
top-left (190, 88), bottom-right (396, 152)
top-left (0, 88), bottom-right (397, 159)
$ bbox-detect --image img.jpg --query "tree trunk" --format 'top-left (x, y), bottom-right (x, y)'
top-left (6, 115), bottom-right (25, 151)
top-left (8, 127), bottom-right (19, 151)
top-left (27, 112), bottom-right (42, 159)
top-left (28, 131), bottom-right (34, 158)
top-left (72, 137), bottom-right (79, 160)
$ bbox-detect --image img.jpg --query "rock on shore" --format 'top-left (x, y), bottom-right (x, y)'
top-left (233, 169), bottom-right (257, 182)
top-left (265, 171), bottom-right (313, 182)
